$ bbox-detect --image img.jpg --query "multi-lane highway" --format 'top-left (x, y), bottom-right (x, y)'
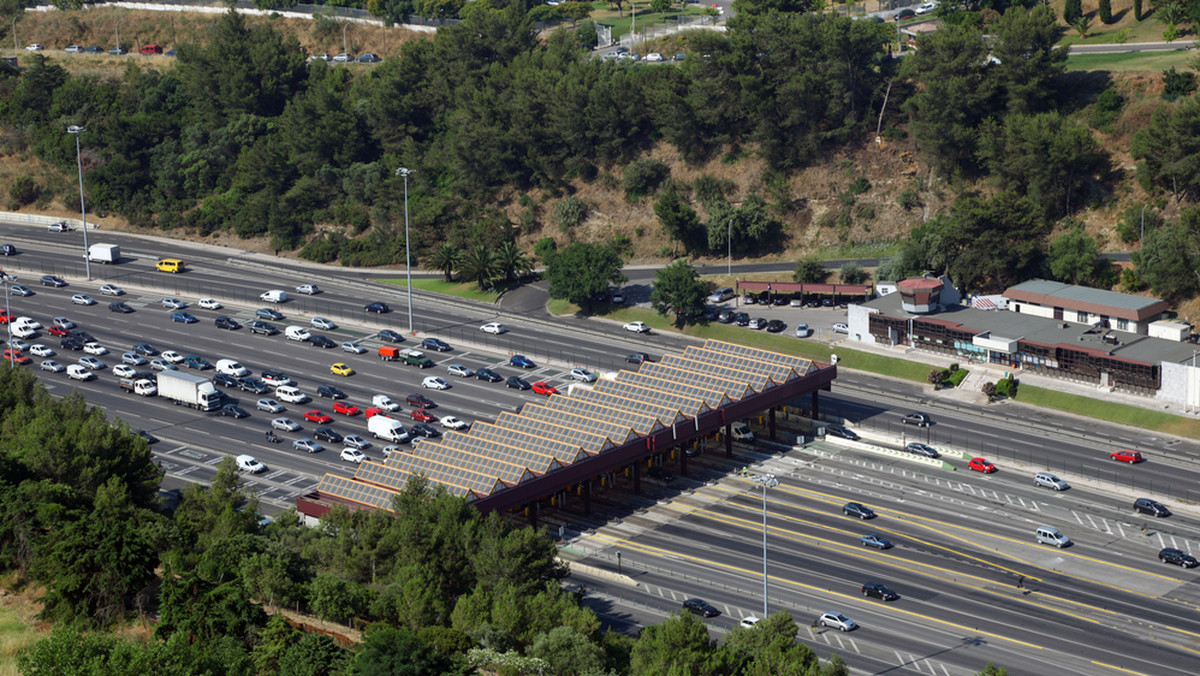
top-left (5, 221), bottom-right (1200, 675)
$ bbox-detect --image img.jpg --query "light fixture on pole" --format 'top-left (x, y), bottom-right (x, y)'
top-left (749, 472), bottom-right (779, 619)
top-left (68, 125), bottom-right (91, 281)
top-left (394, 167), bottom-right (414, 336)
top-left (1, 272), bottom-right (14, 366)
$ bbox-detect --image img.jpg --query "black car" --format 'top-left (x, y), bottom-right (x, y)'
top-left (843, 502), bottom-right (876, 519)
top-left (220, 403), bottom-right (249, 418)
top-left (422, 338), bottom-right (451, 352)
top-left (506, 376), bottom-right (531, 390)
top-left (314, 427), bottom-right (344, 443)
top-left (717, 309), bottom-right (735, 323)
top-left (1134, 498), bottom-right (1171, 517)
top-left (862, 582), bottom-right (899, 601)
top-left (60, 338), bottom-right (84, 351)
top-left (901, 412), bottom-right (931, 427)
top-left (682, 598), bottom-right (720, 617)
top-left (255, 308), bottom-right (284, 321)
top-left (137, 430), bottom-right (158, 444)
top-left (68, 330), bottom-right (95, 343)
top-left (215, 316), bottom-right (241, 330)
top-left (1160, 548), bottom-right (1199, 567)
top-left (648, 466), bottom-right (674, 482)
top-left (83, 45), bottom-right (102, 54)
top-left (411, 422), bottom-right (440, 438)
top-left (765, 319), bottom-right (786, 333)
top-left (476, 368), bottom-right (502, 382)
top-left (626, 353), bottom-right (652, 364)
top-left (238, 377), bottom-right (270, 394)
top-left (733, 312), bottom-right (750, 326)
top-left (365, 302), bottom-right (390, 313)
top-left (248, 320), bottom-right (279, 335)
top-left (825, 424), bottom-right (858, 441)
top-left (378, 329), bottom-right (405, 343)
top-left (133, 343), bottom-right (159, 356)
top-left (213, 373), bottom-right (239, 388)
top-left (317, 385), bottom-right (346, 399)
top-left (905, 442), bottom-right (938, 458)
top-left (772, 296), bottom-right (786, 306)
top-left (0, 244), bottom-right (15, 255)
top-left (40, 275), bottom-right (67, 287)
top-left (309, 335), bottom-right (337, 349)
top-left (109, 301), bottom-right (134, 313)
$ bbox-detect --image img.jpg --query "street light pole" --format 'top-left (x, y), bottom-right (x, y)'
top-left (395, 167), bottom-right (414, 336)
top-left (727, 219), bottom-right (731, 278)
top-left (749, 473), bottom-right (778, 619)
top-left (68, 125), bottom-right (91, 281)
top-left (11, 16), bottom-right (16, 52)
top-left (1, 273), bottom-right (14, 366)
top-left (115, 19), bottom-right (123, 53)
top-left (1141, 204), bottom-right (1147, 245)
top-left (343, 23), bottom-right (348, 57)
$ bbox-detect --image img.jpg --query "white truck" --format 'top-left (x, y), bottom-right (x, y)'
top-left (119, 377), bottom-right (157, 396)
top-left (157, 370), bottom-right (221, 411)
top-left (87, 243), bottom-right (120, 264)
top-left (369, 414), bottom-right (408, 442)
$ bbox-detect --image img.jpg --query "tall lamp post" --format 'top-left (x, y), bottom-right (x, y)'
top-left (749, 473), bottom-right (779, 619)
top-left (68, 125), bottom-right (91, 281)
top-left (394, 167), bottom-right (414, 336)
top-left (342, 23), bottom-right (348, 57)
top-left (115, 19), bottom-right (123, 54)
top-left (1, 273), bottom-right (14, 366)
top-left (11, 16), bottom-right (16, 52)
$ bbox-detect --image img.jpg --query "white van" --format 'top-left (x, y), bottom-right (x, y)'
top-left (731, 422), bottom-right (756, 442)
top-left (14, 317), bottom-right (41, 330)
top-left (12, 324), bottom-right (37, 339)
top-left (708, 287), bottom-right (735, 303)
top-left (236, 454), bottom-right (266, 473)
top-left (215, 359), bottom-right (250, 377)
top-left (1035, 526), bottom-right (1070, 548)
top-left (372, 394), bottom-right (400, 412)
top-left (285, 326), bottom-right (311, 342)
top-left (67, 364), bottom-right (94, 381)
top-left (275, 385), bottom-right (308, 404)
top-left (260, 289), bottom-right (288, 303)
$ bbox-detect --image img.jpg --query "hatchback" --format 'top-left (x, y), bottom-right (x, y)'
top-left (215, 316), bottom-right (241, 330)
top-left (509, 355), bottom-right (535, 368)
top-left (293, 439), bottom-right (324, 454)
top-left (109, 302), bottom-right (134, 313)
top-left (249, 321), bottom-right (279, 335)
top-left (476, 368), bottom-right (502, 382)
top-left (968, 457), bottom-right (996, 473)
top-left (569, 368), bottom-right (596, 382)
top-left (480, 322), bottom-right (505, 334)
top-left (410, 409), bottom-right (436, 423)
top-left (531, 382), bottom-right (557, 395)
top-left (1134, 497), bottom-right (1171, 517)
top-left (818, 612), bottom-right (857, 631)
top-left (861, 582), bottom-right (898, 601)
top-left (310, 335), bottom-right (337, 349)
top-left (901, 412), bottom-right (930, 426)
top-left (379, 329), bottom-right (405, 343)
top-left (1110, 450), bottom-right (1143, 464)
top-left (133, 343), bottom-right (160, 356)
top-left (149, 359), bottom-right (175, 372)
top-left (41, 275), bottom-right (67, 287)
top-left (71, 294), bottom-right (95, 306)
top-left (318, 385), bottom-right (347, 399)
top-left (271, 417), bottom-right (301, 432)
top-left (422, 376), bottom-right (449, 390)
top-left (314, 427), bottom-right (343, 443)
top-left (342, 341), bottom-right (366, 354)
top-left (212, 373), bottom-right (238, 388)
top-left (78, 356), bottom-right (105, 370)
top-left (765, 319), bottom-right (786, 333)
top-left (61, 338), bottom-right (84, 351)
top-left (256, 308), bottom-right (284, 321)
top-left (507, 376), bottom-right (531, 390)
top-left (83, 342), bottom-right (107, 355)
top-left (112, 364), bottom-right (136, 378)
top-left (344, 434), bottom-right (370, 450)
top-left (833, 322), bottom-right (849, 334)
top-left (747, 317), bottom-right (766, 330)
top-left (1034, 472), bottom-right (1069, 491)
top-left (170, 311), bottom-right (197, 323)
top-left (161, 297), bottom-right (186, 309)
top-left (626, 353), bottom-right (651, 364)
top-left (220, 404), bottom-right (249, 419)
top-left (364, 302), bottom-right (390, 313)
top-left (340, 448), bottom-right (366, 463)
top-left (906, 442), bottom-right (938, 458)
top-left (199, 298), bottom-right (222, 309)
top-left (448, 364), bottom-right (473, 378)
top-left (311, 317), bottom-right (337, 330)
top-left (332, 401), bottom-right (359, 415)
top-left (257, 399), bottom-right (285, 413)
top-left (733, 313), bottom-right (750, 326)
top-left (843, 502), bottom-right (875, 519)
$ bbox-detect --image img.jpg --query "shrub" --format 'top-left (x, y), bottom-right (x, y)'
top-left (928, 369), bottom-right (946, 388)
top-left (982, 381), bottom-right (997, 399)
top-left (946, 368), bottom-right (969, 388)
top-left (1162, 67), bottom-right (1196, 101)
top-left (897, 188), bottom-right (920, 211)
top-left (1091, 88), bottom-right (1125, 130)
top-left (9, 175), bottom-right (39, 207)
top-left (693, 175), bottom-right (734, 208)
top-left (298, 233), bottom-right (342, 263)
top-left (1098, 0), bottom-right (1112, 23)
top-left (1063, 0), bottom-right (1082, 24)
top-left (848, 176), bottom-right (872, 195)
top-left (840, 262), bottom-right (869, 284)
top-left (622, 159), bottom-right (670, 202)
top-left (554, 196), bottom-right (588, 232)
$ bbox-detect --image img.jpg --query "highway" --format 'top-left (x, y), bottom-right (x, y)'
top-left (5, 222), bottom-right (1200, 675)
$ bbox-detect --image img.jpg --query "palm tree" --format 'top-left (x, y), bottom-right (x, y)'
top-left (494, 241), bottom-right (533, 284)
top-left (459, 244), bottom-right (499, 290)
top-left (428, 242), bottom-right (461, 282)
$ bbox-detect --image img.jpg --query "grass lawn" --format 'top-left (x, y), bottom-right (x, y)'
top-left (0, 604), bottom-right (39, 676)
top-left (1066, 49), bottom-right (1198, 72)
top-left (1016, 385), bottom-right (1200, 439)
top-left (380, 277), bottom-right (502, 303)
top-left (592, 5), bottom-right (714, 41)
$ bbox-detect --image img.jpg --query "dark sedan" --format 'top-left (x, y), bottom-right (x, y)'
top-left (212, 373), bottom-right (239, 388)
top-left (60, 338), bottom-right (84, 351)
top-left (309, 335), bottom-right (337, 349)
top-left (862, 582), bottom-right (899, 601)
top-left (314, 427), bottom-right (344, 443)
top-left (682, 598), bottom-right (720, 617)
top-left (365, 302), bottom-right (390, 313)
top-left (248, 321), bottom-right (279, 335)
top-left (109, 302), bottom-right (135, 313)
top-left (170, 311), bottom-right (197, 324)
top-left (215, 316), bottom-right (241, 330)
top-left (219, 404), bottom-right (249, 419)
top-left (40, 275), bottom-right (67, 287)
top-left (765, 319), bottom-right (786, 333)
top-left (238, 377), bottom-right (270, 394)
top-left (475, 368), bottom-right (502, 382)
top-left (378, 329), bottom-right (405, 343)
top-left (422, 338), bottom-right (451, 352)
top-left (506, 376), bottom-right (531, 390)
top-left (133, 343), bottom-right (159, 356)
top-left (843, 502), bottom-right (876, 520)
top-left (255, 308), bottom-right (284, 321)
top-left (317, 385), bottom-right (346, 399)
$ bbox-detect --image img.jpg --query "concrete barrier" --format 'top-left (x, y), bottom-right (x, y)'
top-left (822, 435), bottom-right (955, 470)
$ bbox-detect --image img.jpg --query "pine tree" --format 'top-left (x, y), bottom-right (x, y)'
top-left (1099, 0), bottom-right (1112, 23)
top-left (1064, 0), bottom-right (1083, 24)
top-left (1134, 0), bottom-right (1143, 22)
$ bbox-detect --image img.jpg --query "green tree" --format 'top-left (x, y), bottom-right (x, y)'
top-left (1134, 0), bottom-right (1143, 21)
top-left (428, 241), bottom-right (461, 282)
top-left (1131, 211), bottom-right (1200, 303)
top-left (250, 614), bottom-right (301, 674)
top-left (1099, 0), bottom-right (1112, 23)
top-left (630, 611), bottom-right (718, 675)
top-left (705, 195), bottom-right (780, 255)
top-left (1070, 15), bottom-right (1092, 38)
top-left (839, 262), bottom-right (869, 284)
top-left (308, 573), bottom-right (370, 625)
top-left (922, 191), bottom-right (1049, 294)
top-left (350, 626), bottom-right (455, 676)
top-left (575, 19), bottom-right (598, 48)
top-left (654, 185), bottom-right (702, 255)
top-left (277, 633), bottom-right (352, 676)
top-left (554, 196), bottom-right (589, 232)
top-left (1063, 0), bottom-right (1082, 23)
top-left (650, 260), bottom-right (708, 326)
top-left (792, 257), bottom-right (828, 283)
top-left (1158, 2), bottom-right (1185, 36)
top-left (990, 6), bottom-right (1068, 115)
top-left (1161, 67), bottom-right (1196, 101)
top-left (875, 242), bottom-right (926, 281)
top-left (494, 241), bottom-right (533, 283)
top-left (1047, 223), bottom-right (1116, 287)
top-left (543, 241), bottom-right (628, 313)
top-left (458, 243), bottom-right (500, 290)
top-left (526, 626), bottom-right (607, 676)
top-left (977, 664), bottom-right (1008, 676)
top-left (1130, 95), bottom-right (1200, 201)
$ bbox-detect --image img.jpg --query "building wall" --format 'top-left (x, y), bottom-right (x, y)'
top-left (848, 305), bottom-right (878, 344)
top-left (1159, 361), bottom-right (1188, 404)
top-left (1010, 302), bottom-right (1056, 320)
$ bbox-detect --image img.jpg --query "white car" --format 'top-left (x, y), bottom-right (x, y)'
top-left (122, 352), bottom-right (147, 365)
top-left (67, 364), bottom-right (94, 381)
top-left (46, 222), bottom-right (69, 232)
top-left (162, 350), bottom-right (185, 364)
top-left (342, 341), bottom-right (367, 354)
top-left (112, 364), bottom-right (136, 378)
top-left (645, 52), bottom-right (664, 62)
top-left (99, 284), bottom-right (124, 296)
top-left (257, 398), bottom-right (285, 413)
top-left (569, 367), bottom-right (597, 382)
top-left (25, 44), bottom-right (42, 51)
top-left (311, 317), bottom-right (337, 330)
top-left (373, 394), bottom-right (400, 412)
top-left (65, 45), bottom-right (83, 53)
top-left (271, 417), bottom-right (301, 432)
top-left (480, 322), bottom-right (506, 335)
top-left (440, 416), bottom-right (469, 430)
top-left (78, 356), bottom-right (105, 370)
top-left (340, 448), bottom-right (366, 463)
top-left (795, 323), bottom-right (812, 338)
top-left (295, 284), bottom-right (319, 295)
top-left (344, 434), bottom-right (370, 450)
top-left (332, 52), bottom-right (352, 62)
top-left (915, 1), bottom-right (938, 14)
top-left (739, 616), bottom-right (761, 629)
top-left (83, 342), bottom-right (107, 355)
top-left (71, 294), bottom-right (96, 306)
top-left (30, 345), bottom-right (55, 357)
top-left (275, 386), bottom-right (308, 404)
top-left (16, 317), bottom-right (41, 329)
top-left (447, 364), bottom-right (473, 378)
top-left (623, 321), bottom-right (650, 333)
top-left (422, 376), bottom-right (449, 390)
top-left (198, 298), bottom-right (222, 310)
top-left (236, 454), bottom-right (266, 473)
top-left (40, 360), bottom-right (64, 373)
top-left (161, 297), bottom-right (187, 309)
top-left (833, 322), bottom-right (849, 334)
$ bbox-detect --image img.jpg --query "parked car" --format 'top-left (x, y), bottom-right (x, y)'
top-left (509, 355), bottom-right (535, 368)
top-left (833, 322), bottom-right (849, 334)
top-left (531, 381), bottom-right (558, 395)
top-left (570, 368), bottom-right (596, 382)
top-left (506, 376), bottom-right (531, 390)
top-left (476, 368), bottom-right (502, 382)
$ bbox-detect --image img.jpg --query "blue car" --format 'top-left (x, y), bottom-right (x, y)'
top-left (170, 311), bottom-right (197, 324)
top-left (860, 534), bottom-right (892, 550)
top-left (422, 338), bottom-right (451, 352)
top-left (509, 354), bottom-right (535, 368)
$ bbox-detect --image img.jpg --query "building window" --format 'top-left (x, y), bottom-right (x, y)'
top-left (1077, 311), bottom-right (1089, 323)
top-left (1117, 318), bottom-right (1129, 331)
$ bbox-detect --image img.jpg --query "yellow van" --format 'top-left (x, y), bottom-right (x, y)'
top-left (156, 258), bottom-right (184, 273)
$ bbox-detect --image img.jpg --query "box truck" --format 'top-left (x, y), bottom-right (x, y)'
top-left (157, 371), bottom-right (221, 411)
top-left (88, 244), bottom-right (120, 264)
top-left (369, 415), bottom-right (408, 442)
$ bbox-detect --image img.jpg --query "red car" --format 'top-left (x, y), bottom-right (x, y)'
top-left (3, 349), bottom-right (31, 365)
top-left (967, 457), bottom-right (996, 473)
top-left (332, 401), bottom-right (360, 416)
top-left (0, 311), bottom-right (10, 324)
top-left (48, 325), bottom-right (70, 337)
top-left (410, 409), bottom-right (435, 423)
top-left (303, 410), bottom-right (332, 424)
top-left (364, 407), bottom-right (387, 419)
top-left (531, 381), bottom-right (558, 396)
top-left (1109, 450), bottom-right (1143, 464)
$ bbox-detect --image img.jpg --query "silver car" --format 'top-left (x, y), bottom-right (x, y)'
top-left (78, 356), bottom-right (105, 370)
top-left (271, 417), bottom-right (301, 432)
top-left (311, 317), bottom-right (337, 330)
top-left (1034, 472), bottom-right (1069, 491)
top-left (817, 612), bottom-right (857, 632)
top-left (342, 341), bottom-right (367, 354)
top-left (293, 439), bottom-right (323, 453)
top-left (257, 398), bottom-right (285, 413)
